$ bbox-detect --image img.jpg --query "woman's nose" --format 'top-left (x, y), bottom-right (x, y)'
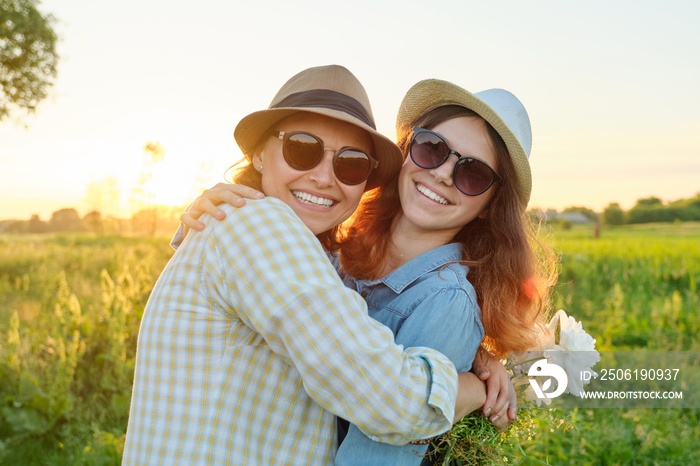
top-left (307, 150), bottom-right (336, 187)
top-left (429, 156), bottom-right (456, 186)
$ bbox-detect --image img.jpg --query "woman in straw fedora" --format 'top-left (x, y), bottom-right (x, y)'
top-left (180, 77), bottom-right (557, 464)
top-left (123, 66), bottom-right (493, 466)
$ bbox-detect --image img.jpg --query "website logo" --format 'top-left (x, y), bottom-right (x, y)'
top-left (528, 359), bottom-right (568, 399)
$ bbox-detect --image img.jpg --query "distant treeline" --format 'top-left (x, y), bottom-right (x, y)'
top-left (2, 193), bottom-right (699, 236)
top-left (0, 206), bottom-right (184, 236)
top-left (532, 193), bottom-right (700, 227)
top-left (601, 193), bottom-right (700, 225)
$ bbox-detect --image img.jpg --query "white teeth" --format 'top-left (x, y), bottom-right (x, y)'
top-left (292, 190), bottom-right (335, 207)
top-left (416, 183), bottom-right (449, 205)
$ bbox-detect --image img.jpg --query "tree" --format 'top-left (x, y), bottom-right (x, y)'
top-left (49, 208), bottom-right (81, 232)
top-left (0, 0), bottom-right (58, 121)
top-left (27, 213), bottom-right (47, 232)
top-left (602, 203), bottom-right (625, 226)
top-left (82, 210), bottom-right (103, 234)
top-left (635, 197), bottom-right (663, 207)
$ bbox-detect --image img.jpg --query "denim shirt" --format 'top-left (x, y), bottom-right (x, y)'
top-left (333, 243), bottom-right (484, 465)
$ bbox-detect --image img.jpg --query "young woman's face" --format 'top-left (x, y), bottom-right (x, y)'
top-left (397, 116), bottom-right (499, 237)
top-left (253, 113), bottom-right (373, 235)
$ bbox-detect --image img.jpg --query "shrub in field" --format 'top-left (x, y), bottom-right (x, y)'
top-left (0, 234), bottom-right (172, 465)
top-left (0, 275), bottom-right (85, 462)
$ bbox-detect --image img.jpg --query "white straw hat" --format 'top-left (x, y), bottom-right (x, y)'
top-left (396, 79), bottom-right (533, 207)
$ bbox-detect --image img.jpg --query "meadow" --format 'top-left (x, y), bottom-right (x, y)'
top-left (0, 223), bottom-right (698, 465)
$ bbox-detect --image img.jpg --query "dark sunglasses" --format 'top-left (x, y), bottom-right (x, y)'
top-left (271, 130), bottom-right (378, 185)
top-left (409, 127), bottom-right (502, 196)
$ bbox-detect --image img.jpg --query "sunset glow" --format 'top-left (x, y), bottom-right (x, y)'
top-left (1, 1), bottom-right (698, 221)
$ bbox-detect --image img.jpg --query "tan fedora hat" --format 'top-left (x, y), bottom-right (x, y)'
top-left (396, 79), bottom-right (533, 208)
top-left (234, 65), bottom-right (403, 190)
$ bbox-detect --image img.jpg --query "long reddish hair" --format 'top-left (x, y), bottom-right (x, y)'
top-left (340, 105), bottom-right (557, 356)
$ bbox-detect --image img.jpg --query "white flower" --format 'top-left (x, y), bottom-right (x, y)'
top-left (544, 310), bottom-right (600, 396)
top-left (507, 309), bottom-right (599, 403)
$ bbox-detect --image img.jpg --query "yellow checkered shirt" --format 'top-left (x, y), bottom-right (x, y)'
top-left (123, 198), bottom-right (457, 465)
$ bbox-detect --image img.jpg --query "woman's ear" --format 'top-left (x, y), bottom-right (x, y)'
top-left (478, 208), bottom-right (490, 220)
top-left (252, 150), bottom-right (264, 172)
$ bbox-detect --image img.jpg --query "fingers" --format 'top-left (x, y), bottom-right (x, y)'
top-left (489, 399), bottom-right (509, 425)
top-left (197, 189), bottom-right (234, 214)
top-left (508, 404), bottom-right (517, 421)
top-left (488, 388), bottom-right (512, 427)
top-left (183, 198), bottom-right (226, 232)
top-left (508, 384), bottom-right (518, 420)
top-left (472, 347), bottom-right (518, 429)
top-left (208, 182), bottom-right (264, 206)
top-left (493, 378), bottom-right (510, 414)
top-left (482, 376), bottom-right (498, 418)
top-left (482, 372), bottom-right (516, 423)
top-left (489, 403), bottom-right (511, 431)
top-left (482, 368), bottom-right (508, 415)
top-left (489, 384), bottom-right (518, 430)
top-left (471, 348), bottom-right (491, 380)
top-left (180, 212), bottom-right (206, 232)
top-left (474, 366), bottom-right (490, 381)
top-left (225, 183), bottom-right (265, 201)
top-left (198, 183), bottom-right (265, 216)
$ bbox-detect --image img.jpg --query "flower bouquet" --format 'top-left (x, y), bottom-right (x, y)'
top-left (426, 310), bottom-right (600, 465)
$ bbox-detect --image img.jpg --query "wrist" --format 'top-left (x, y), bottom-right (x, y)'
top-left (454, 372), bottom-right (487, 422)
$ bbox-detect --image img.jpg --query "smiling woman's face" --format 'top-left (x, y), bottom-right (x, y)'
top-left (253, 113), bottom-right (373, 235)
top-left (397, 115), bottom-right (499, 237)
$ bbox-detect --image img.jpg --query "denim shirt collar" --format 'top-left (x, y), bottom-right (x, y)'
top-left (354, 243), bottom-right (464, 294)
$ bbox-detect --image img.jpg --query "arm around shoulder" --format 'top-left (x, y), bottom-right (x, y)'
top-left (205, 199), bottom-right (459, 444)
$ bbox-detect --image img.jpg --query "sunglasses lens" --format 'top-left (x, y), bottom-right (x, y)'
top-left (284, 133), bottom-right (324, 170)
top-left (454, 158), bottom-right (496, 195)
top-left (411, 131), bottom-right (449, 168)
top-left (335, 149), bottom-right (372, 185)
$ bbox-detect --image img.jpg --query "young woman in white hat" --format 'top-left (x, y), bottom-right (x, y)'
top-left (336, 80), bottom-right (557, 464)
top-left (176, 78), bottom-right (555, 464)
top-left (123, 67), bottom-right (492, 466)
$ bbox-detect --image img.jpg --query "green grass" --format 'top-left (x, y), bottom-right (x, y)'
top-left (0, 225), bottom-right (698, 464)
top-left (509, 222), bottom-right (699, 464)
top-left (551, 223), bottom-right (699, 351)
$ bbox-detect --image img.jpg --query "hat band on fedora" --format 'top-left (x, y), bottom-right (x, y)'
top-left (273, 89), bottom-right (376, 129)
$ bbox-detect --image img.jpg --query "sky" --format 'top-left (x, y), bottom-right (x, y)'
top-left (1, 0), bottom-right (699, 220)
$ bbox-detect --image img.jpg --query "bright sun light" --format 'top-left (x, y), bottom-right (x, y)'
top-left (89, 139), bottom-right (232, 218)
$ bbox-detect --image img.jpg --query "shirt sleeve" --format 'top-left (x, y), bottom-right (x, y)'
top-left (169, 199), bottom-right (195, 250)
top-left (336, 283), bottom-right (485, 459)
top-left (170, 223), bottom-right (185, 250)
top-left (202, 199), bottom-right (458, 444)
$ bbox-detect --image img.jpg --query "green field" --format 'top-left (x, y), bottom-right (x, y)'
top-left (0, 224), bottom-right (698, 465)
